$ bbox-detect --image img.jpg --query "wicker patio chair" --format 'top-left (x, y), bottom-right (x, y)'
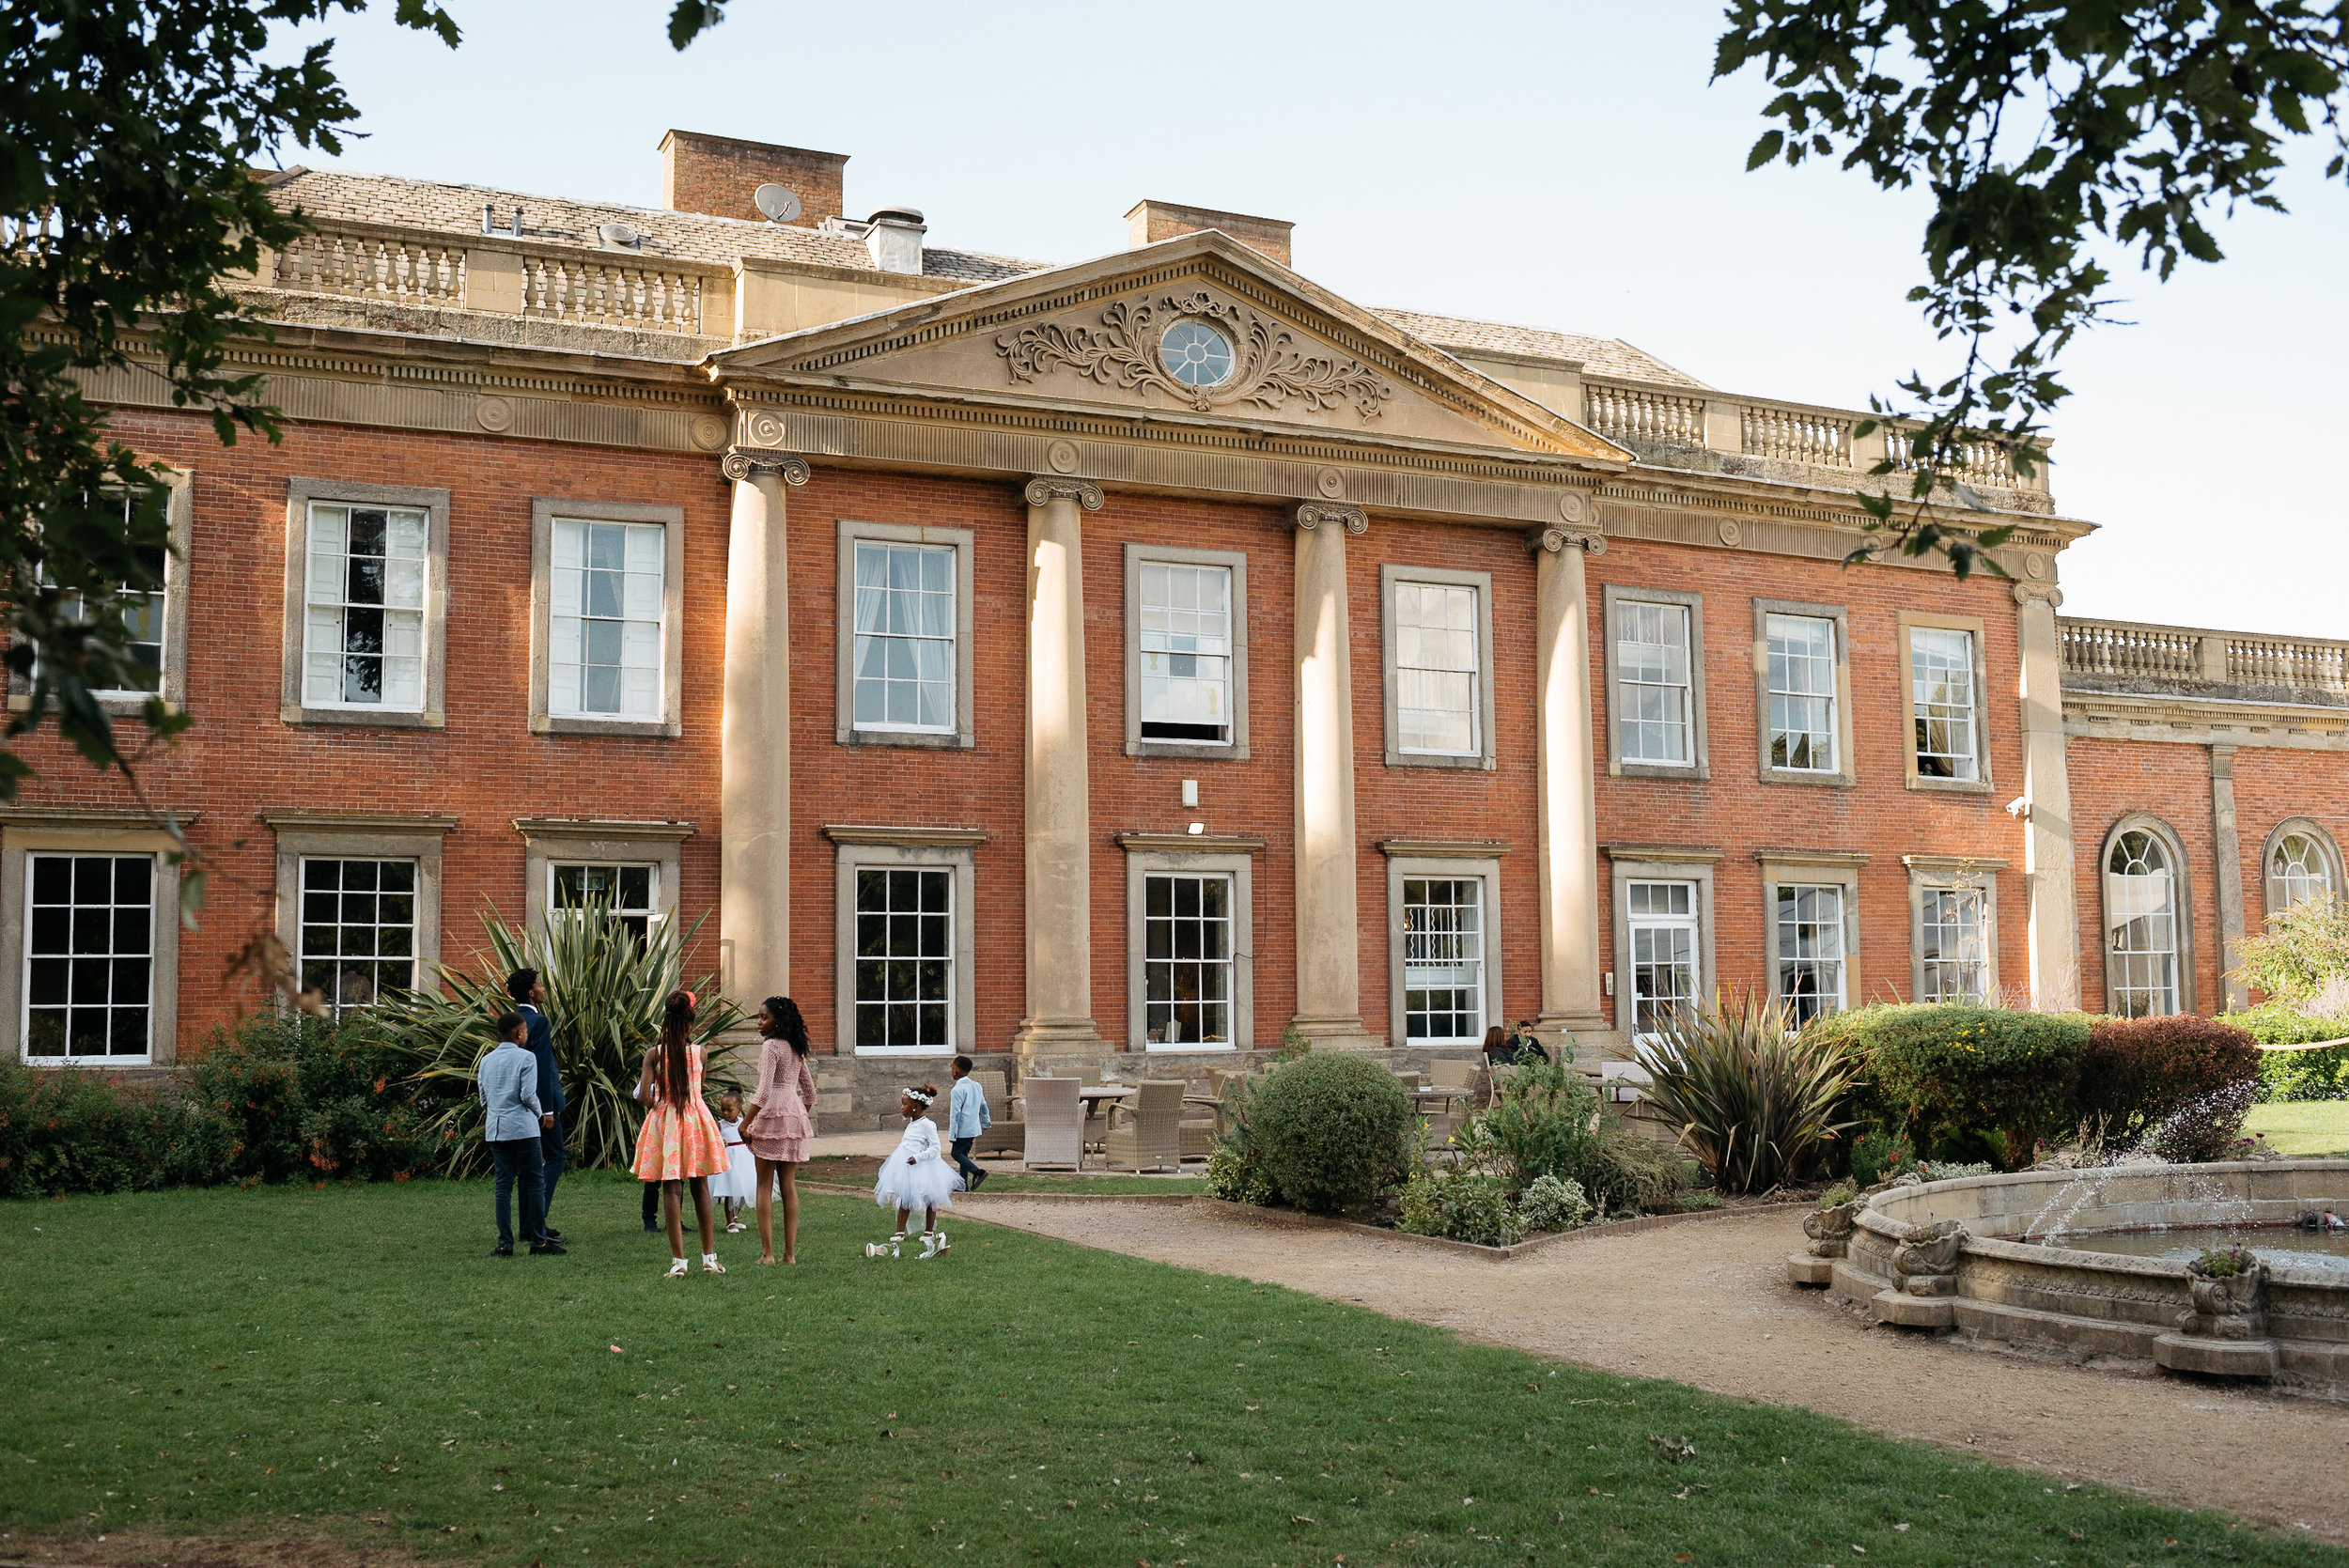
top-left (972, 1069), bottom-right (1022, 1157)
top-left (1101, 1079), bottom-right (1184, 1172)
top-left (1020, 1075), bottom-right (1084, 1172)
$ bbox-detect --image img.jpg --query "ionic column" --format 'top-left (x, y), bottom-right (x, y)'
top-left (719, 446), bottom-right (809, 1004)
top-left (1012, 476), bottom-right (1108, 1060)
top-left (1531, 521), bottom-right (1611, 1048)
top-left (2211, 745), bottom-right (2249, 1012)
top-left (2013, 582), bottom-right (2080, 1013)
top-left (1290, 502), bottom-right (1378, 1048)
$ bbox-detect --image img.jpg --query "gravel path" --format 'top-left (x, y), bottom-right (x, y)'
top-left (965, 1197), bottom-right (2349, 1544)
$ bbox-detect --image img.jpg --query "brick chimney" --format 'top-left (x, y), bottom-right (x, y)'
top-left (659, 130), bottom-right (848, 227)
top-left (1125, 199), bottom-right (1293, 268)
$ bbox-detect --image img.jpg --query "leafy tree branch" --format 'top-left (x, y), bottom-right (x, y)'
top-left (1718, 1), bottom-right (2349, 576)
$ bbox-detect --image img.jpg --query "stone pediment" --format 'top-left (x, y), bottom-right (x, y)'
top-left (707, 231), bottom-right (1629, 465)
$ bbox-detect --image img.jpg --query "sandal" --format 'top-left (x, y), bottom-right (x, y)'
top-left (701, 1254), bottom-right (725, 1275)
top-left (664, 1257), bottom-right (689, 1279)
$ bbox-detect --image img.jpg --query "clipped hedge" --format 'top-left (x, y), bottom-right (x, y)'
top-left (1245, 1052), bottom-right (1414, 1214)
top-left (2077, 1015), bottom-right (2261, 1145)
top-left (1830, 1004), bottom-right (2090, 1171)
top-left (2231, 1002), bottom-right (2349, 1102)
top-left (0, 1013), bottom-right (440, 1200)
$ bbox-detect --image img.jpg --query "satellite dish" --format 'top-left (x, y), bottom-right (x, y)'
top-left (753, 183), bottom-right (802, 224)
top-left (595, 222), bottom-right (640, 248)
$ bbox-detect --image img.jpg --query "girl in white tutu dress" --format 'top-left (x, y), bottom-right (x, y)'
top-left (708, 1090), bottom-right (756, 1233)
top-left (867, 1086), bottom-right (962, 1260)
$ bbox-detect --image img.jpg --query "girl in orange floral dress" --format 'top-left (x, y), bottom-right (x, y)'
top-left (631, 989), bottom-right (729, 1277)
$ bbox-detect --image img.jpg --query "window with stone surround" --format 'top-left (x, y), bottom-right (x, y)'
top-left (1383, 847), bottom-right (1503, 1048)
top-left (1603, 585), bottom-right (1708, 779)
top-left (1143, 872), bottom-right (1235, 1048)
top-left (516, 819), bottom-right (691, 945)
top-left (2, 813), bottom-right (188, 1067)
top-left (16, 477), bottom-right (194, 717)
top-left (1124, 544), bottom-right (1250, 760)
top-left (1758, 853), bottom-right (1864, 1024)
top-left (826, 827), bottom-right (979, 1055)
top-left (279, 479), bottom-right (449, 729)
top-left (1627, 880), bottom-right (1700, 1038)
top-left (2101, 817), bottom-right (2192, 1017)
top-left (1380, 566), bottom-right (1496, 770)
top-left (267, 813), bottom-right (449, 1019)
top-left (1905, 855), bottom-right (2002, 1004)
top-left (530, 500), bottom-right (684, 737)
top-left (835, 521), bottom-right (975, 751)
top-left (2263, 819), bottom-right (2343, 916)
top-left (22, 853), bottom-right (154, 1062)
top-left (551, 862), bottom-right (660, 944)
top-left (1122, 835), bottom-right (1256, 1052)
top-left (1896, 613), bottom-right (1993, 792)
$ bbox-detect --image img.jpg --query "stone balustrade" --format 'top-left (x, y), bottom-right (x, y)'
top-left (272, 226), bottom-right (467, 305)
top-left (1579, 377), bottom-right (2050, 501)
top-left (2061, 615), bottom-right (2349, 701)
top-left (265, 221), bottom-right (722, 338)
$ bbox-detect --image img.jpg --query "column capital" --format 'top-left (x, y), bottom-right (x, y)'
top-left (1024, 475), bottom-right (1104, 511)
top-left (2011, 582), bottom-right (2063, 608)
top-left (1528, 525), bottom-right (1607, 556)
top-left (1294, 501), bottom-right (1367, 535)
top-left (722, 447), bottom-right (811, 485)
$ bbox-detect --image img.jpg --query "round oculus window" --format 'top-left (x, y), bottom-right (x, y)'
top-left (1160, 319), bottom-right (1236, 388)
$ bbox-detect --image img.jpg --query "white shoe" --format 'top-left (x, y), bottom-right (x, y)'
top-left (664, 1257), bottom-right (689, 1279)
top-left (865, 1235), bottom-right (901, 1259)
top-left (929, 1229), bottom-right (950, 1259)
top-left (723, 1220), bottom-right (746, 1234)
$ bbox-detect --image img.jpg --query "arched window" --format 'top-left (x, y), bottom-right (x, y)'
top-left (2262, 819), bottom-right (2343, 916)
top-left (2104, 819), bottom-right (2187, 1017)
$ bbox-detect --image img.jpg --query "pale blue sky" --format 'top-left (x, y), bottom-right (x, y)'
top-left (273, 0), bottom-right (2347, 636)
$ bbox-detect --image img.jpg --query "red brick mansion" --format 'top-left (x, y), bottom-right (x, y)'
top-left (7, 130), bottom-right (2341, 1091)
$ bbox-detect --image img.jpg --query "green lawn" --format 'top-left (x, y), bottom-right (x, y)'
top-left (2246, 1100), bottom-right (2349, 1157)
top-left (0, 1172), bottom-right (2333, 1568)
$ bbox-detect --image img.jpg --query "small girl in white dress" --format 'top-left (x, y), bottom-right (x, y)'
top-left (868, 1085), bottom-right (962, 1260)
top-left (708, 1091), bottom-right (756, 1233)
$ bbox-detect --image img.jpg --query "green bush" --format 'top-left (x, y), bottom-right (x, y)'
top-left (189, 1012), bottom-right (439, 1184)
top-left (1582, 1127), bottom-right (1690, 1215)
top-left (2232, 892), bottom-right (2349, 1006)
top-left (1842, 1004), bottom-right (2089, 1170)
top-left (1204, 1142), bottom-right (1274, 1206)
top-left (1478, 1056), bottom-right (1599, 1189)
top-left (1845, 1123), bottom-right (1916, 1187)
top-left (0, 1065), bottom-right (195, 1198)
top-left (1245, 1052), bottom-right (1413, 1215)
top-left (1517, 1172), bottom-right (1591, 1232)
top-left (1638, 992), bottom-right (1861, 1193)
top-left (2077, 1015), bottom-right (2260, 1145)
top-left (2232, 1003), bottom-right (2349, 1102)
top-left (1397, 1169), bottom-right (1525, 1247)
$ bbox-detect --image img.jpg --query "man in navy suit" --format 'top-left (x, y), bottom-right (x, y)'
top-left (507, 968), bottom-right (566, 1243)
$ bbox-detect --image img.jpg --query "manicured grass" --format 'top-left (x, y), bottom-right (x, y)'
top-left (2246, 1100), bottom-right (2349, 1157)
top-left (1, 1172), bottom-right (2334, 1568)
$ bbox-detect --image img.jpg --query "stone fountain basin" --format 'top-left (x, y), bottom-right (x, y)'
top-left (1827, 1160), bottom-right (2349, 1393)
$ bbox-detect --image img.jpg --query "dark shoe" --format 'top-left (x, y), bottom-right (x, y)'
top-left (541, 1228), bottom-right (565, 1242)
top-left (970, 1170), bottom-right (988, 1190)
top-left (643, 1222), bottom-right (659, 1234)
top-left (491, 1244), bottom-right (514, 1257)
top-left (529, 1241), bottom-right (568, 1255)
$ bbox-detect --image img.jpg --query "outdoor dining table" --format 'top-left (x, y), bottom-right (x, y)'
top-left (1077, 1084), bottom-right (1135, 1110)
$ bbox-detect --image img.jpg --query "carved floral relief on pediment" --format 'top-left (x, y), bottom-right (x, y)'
top-left (994, 289), bottom-right (1393, 423)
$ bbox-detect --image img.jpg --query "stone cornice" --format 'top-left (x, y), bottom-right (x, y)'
top-left (512, 817), bottom-right (697, 842)
top-left (819, 824), bottom-right (988, 846)
top-left (1752, 848), bottom-right (1873, 868)
top-left (2064, 689), bottom-right (2349, 752)
top-left (1376, 838), bottom-right (1513, 858)
top-left (1601, 844), bottom-right (1726, 864)
top-left (1901, 853), bottom-right (2011, 872)
top-left (1113, 832), bottom-right (1267, 853)
top-left (0, 806), bottom-right (202, 830)
top-left (258, 811), bottom-right (459, 834)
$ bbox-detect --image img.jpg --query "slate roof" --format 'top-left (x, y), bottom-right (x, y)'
top-left (263, 167), bottom-right (1045, 284)
top-left (1372, 307), bottom-right (1711, 390)
top-left (260, 167), bottom-right (1712, 388)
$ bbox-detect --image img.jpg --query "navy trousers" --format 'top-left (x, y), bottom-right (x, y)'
top-left (950, 1135), bottom-right (984, 1188)
top-left (490, 1137), bottom-right (546, 1249)
top-left (539, 1126), bottom-right (566, 1224)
